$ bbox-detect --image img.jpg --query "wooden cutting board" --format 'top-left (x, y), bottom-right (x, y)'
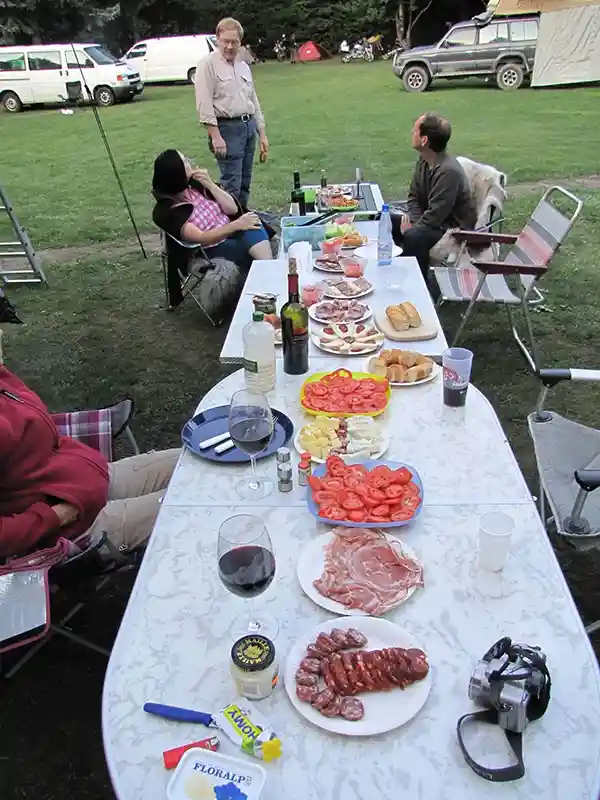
top-left (375, 311), bottom-right (438, 342)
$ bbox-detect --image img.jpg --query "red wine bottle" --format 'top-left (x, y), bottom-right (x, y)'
top-left (280, 257), bottom-right (309, 375)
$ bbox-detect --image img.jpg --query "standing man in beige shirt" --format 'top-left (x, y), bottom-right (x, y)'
top-left (195, 17), bottom-right (269, 211)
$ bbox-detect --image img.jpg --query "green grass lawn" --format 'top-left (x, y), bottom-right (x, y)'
top-left (2, 60), bottom-right (600, 249)
top-left (2, 61), bottom-right (600, 620)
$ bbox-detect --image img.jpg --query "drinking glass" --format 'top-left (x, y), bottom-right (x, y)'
top-left (442, 347), bottom-right (474, 407)
top-left (478, 511), bottom-right (514, 572)
top-left (218, 514), bottom-right (278, 640)
top-left (228, 388), bottom-right (274, 500)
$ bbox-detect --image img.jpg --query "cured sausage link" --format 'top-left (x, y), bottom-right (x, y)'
top-left (322, 646), bottom-right (429, 695)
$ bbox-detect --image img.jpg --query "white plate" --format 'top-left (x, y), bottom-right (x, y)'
top-left (293, 428), bottom-right (389, 464)
top-left (323, 280), bottom-right (373, 300)
top-left (354, 243), bottom-right (403, 260)
top-left (364, 358), bottom-right (440, 387)
top-left (308, 301), bottom-right (372, 325)
top-left (312, 333), bottom-right (383, 356)
top-left (297, 532), bottom-right (422, 615)
top-left (284, 616), bottom-right (432, 736)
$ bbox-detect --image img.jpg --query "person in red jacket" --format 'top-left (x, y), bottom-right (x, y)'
top-left (0, 365), bottom-right (179, 559)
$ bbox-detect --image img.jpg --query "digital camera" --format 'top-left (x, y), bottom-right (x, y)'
top-left (468, 637), bottom-right (550, 734)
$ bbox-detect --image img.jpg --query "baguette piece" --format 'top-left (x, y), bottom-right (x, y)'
top-left (368, 357), bottom-right (388, 377)
top-left (385, 305), bottom-right (410, 332)
top-left (405, 361), bottom-right (433, 383)
top-left (387, 364), bottom-right (407, 383)
top-left (399, 301), bottom-right (422, 328)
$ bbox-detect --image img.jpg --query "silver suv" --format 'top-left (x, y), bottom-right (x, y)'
top-left (393, 15), bottom-right (539, 92)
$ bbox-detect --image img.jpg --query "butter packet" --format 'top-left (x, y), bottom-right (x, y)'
top-left (214, 699), bottom-right (282, 762)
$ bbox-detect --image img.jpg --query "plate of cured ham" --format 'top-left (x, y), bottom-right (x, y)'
top-left (308, 299), bottom-right (371, 325)
top-left (323, 277), bottom-right (373, 300)
top-left (284, 616), bottom-right (432, 736)
top-left (312, 322), bottom-right (384, 356)
top-left (297, 528), bottom-right (423, 616)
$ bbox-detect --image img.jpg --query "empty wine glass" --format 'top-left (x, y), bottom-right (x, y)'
top-left (218, 514), bottom-right (278, 640)
top-left (228, 388), bottom-right (274, 500)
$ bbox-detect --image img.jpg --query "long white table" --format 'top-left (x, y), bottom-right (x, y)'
top-left (220, 222), bottom-right (448, 365)
top-left (102, 364), bottom-right (600, 800)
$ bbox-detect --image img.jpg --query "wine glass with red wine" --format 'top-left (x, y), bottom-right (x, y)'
top-left (228, 388), bottom-right (274, 500)
top-left (218, 514), bottom-right (278, 640)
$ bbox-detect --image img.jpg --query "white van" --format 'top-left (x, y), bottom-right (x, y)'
top-left (0, 43), bottom-right (143, 112)
top-left (124, 35), bottom-right (216, 85)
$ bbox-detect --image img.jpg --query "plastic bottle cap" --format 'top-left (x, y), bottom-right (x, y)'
top-left (381, 203), bottom-right (390, 213)
top-left (253, 311), bottom-right (265, 322)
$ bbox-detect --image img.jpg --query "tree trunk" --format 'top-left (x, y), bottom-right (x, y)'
top-left (405, 0), bottom-right (433, 50)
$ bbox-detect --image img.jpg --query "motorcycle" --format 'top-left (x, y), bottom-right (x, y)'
top-left (340, 39), bottom-right (374, 64)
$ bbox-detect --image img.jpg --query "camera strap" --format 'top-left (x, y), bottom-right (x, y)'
top-left (456, 708), bottom-right (525, 782)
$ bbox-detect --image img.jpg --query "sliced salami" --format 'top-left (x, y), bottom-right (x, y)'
top-left (296, 684), bottom-right (319, 703)
top-left (330, 628), bottom-right (351, 649)
top-left (312, 688), bottom-right (336, 711)
top-left (322, 659), bottom-right (338, 692)
top-left (346, 628), bottom-right (368, 648)
top-left (340, 697), bottom-right (365, 721)
top-left (299, 657), bottom-right (322, 674)
top-left (315, 633), bottom-right (339, 654)
top-left (306, 644), bottom-right (327, 659)
top-left (329, 653), bottom-right (350, 694)
top-left (320, 693), bottom-right (344, 718)
top-left (295, 670), bottom-right (319, 687)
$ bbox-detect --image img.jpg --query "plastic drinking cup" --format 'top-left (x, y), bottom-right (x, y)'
top-left (478, 511), bottom-right (515, 572)
top-left (442, 347), bottom-right (474, 407)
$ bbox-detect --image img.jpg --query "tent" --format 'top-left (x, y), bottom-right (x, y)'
top-left (298, 41), bottom-right (327, 62)
top-left (489, 0), bottom-right (600, 86)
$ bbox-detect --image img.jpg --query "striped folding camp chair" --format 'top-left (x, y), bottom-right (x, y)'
top-left (433, 186), bottom-right (584, 372)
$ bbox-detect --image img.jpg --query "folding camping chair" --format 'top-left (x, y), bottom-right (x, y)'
top-left (433, 186), bottom-right (584, 372)
top-left (159, 230), bottom-right (224, 326)
top-left (528, 366), bottom-right (600, 634)
top-left (0, 397), bottom-right (141, 678)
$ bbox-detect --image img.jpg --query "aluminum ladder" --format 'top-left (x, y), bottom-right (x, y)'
top-left (0, 183), bottom-right (47, 285)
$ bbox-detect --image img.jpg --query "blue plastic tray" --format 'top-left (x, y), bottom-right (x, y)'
top-left (182, 405), bottom-right (293, 464)
top-left (307, 459), bottom-right (423, 528)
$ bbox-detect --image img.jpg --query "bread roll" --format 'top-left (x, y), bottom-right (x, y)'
top-left (387, 364), bottom-right (407, 383)
top-left (385, 305), bottom-right (410, 332)
top-left (405, 361), bottom-right (433, 382)
top-left (398, 350), bottom-right (422, 368)
top-left (368, 357), bottom-right (388, 377)
top-left (399, 302), bottom-right (421, 328)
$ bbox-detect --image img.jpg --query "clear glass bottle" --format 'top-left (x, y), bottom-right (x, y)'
top-left (243, 311), bottom-right (276, 393)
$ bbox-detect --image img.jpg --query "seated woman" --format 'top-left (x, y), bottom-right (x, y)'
top-left (0, 362), bottom-right (180, 559)
top-left (152, 149), bottom-right (273, 269)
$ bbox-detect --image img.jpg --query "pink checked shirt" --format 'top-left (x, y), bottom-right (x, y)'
top-left (180, 187), bottom-right (230, 244)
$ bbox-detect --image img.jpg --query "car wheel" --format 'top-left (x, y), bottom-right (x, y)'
top-left (2, 91), bottom-right (22, 113)
top-left (187, 67), bottom-right (196, 84)
top-left (496, 62), bottom-right (524, 90)
top-left (94, 86), bottom-right (116, 107)
top-left (403, 66), bottom-right (429, 93)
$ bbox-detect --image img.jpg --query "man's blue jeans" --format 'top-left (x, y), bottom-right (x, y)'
top-left (210, 117), bottom-right (257, 211)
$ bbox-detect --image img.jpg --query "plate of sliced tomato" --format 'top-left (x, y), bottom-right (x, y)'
top-left (307, 456), bottom-right (423, 528)
top-left (301, 368), bottom-right (391, 418)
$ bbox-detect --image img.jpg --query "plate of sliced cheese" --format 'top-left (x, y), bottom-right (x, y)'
top-left (365, 349), bottom-right (439, 386)
top-left (294, 415), bottom-right (389, 463)
top-left (375, 302), bottom-right (438, 343)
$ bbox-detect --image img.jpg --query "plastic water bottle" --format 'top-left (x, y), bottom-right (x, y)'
top-left (243, 311), bottom-right (276, 393)
top-left (377, 203), bottom-right (393, 267)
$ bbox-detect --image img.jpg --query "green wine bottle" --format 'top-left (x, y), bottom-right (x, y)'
top-left (281, 257), bottom-right (309, 375)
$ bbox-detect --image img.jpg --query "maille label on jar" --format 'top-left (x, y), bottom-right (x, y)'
top-left (231, 634), bottom-right (275, 672)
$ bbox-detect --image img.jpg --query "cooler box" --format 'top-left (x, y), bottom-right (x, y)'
top-left (281, 216), bottom-right (327, 253)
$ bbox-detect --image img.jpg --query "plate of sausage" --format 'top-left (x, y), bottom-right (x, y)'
top-left (284, 616), bottom-right (431, 735)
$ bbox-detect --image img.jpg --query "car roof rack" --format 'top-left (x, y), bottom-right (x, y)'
top-left (472, 10), bottom-right (494, 26)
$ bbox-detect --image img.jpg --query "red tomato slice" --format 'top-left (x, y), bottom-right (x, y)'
top-left (313, 490), bottom-right (338, 506)
top-left (403, 495), bottom-right (421, 510)
top-left (369, 514), bottom-right (390, 523)
top-left (369, 474), bottom-right (389, 490)
top-left (360, 379), bottom-right (379, 392)
top-left (348, 465), bottom-right (369, 478)
top-left (339, 380), bottom-right (359, 394)
top-left (403, 482), bottom-right (420, 497)
top-left (326, 455), bottom-right (347, 478)
top-left (307, 475), bottom-right (323, 492)
top-left (348, 509), bottom-right (367, 523)
top-left (343, 473), bottom-right (361, 490)
top-left (392, 467), bottom-right (413, 485)
top-left (353, 483), bottom-right (370, 499)
top-left (340, 492), bottom-right (365, 512)
top-left (308, 384), bottom-right (329, 396)
top-left (318, 505), bottom-right (347, 521)
top-left (321, 477), bottom-right (344, 492)
top-left (391, 509), bottom-right (413, 522)
top-left (386, 484), bottom-right (405, 499)
top-left (371, 503), bottom-right (390, 517)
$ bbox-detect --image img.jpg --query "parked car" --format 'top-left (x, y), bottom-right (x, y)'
top-left (0, 43), bottom-right (143, 111)
top-left (393, 15), bottom-right (539, 92)
top-left (124, 35), bottom-right (216, 85)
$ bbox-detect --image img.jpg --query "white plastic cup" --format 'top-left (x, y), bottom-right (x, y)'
top-left (478, 511), bottom-right (514, 572)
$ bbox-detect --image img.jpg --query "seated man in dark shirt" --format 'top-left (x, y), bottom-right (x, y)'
top-left (395, 113), bottom-right (476, 281)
